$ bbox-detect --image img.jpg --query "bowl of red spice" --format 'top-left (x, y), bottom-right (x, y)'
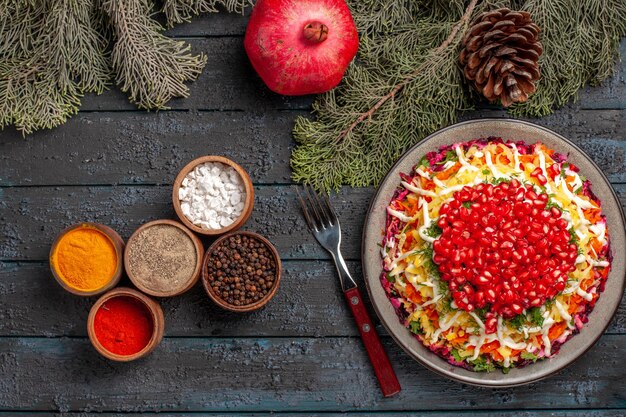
top-left (202, 231), bottom-right (282, 312)
top-left (50, 222), bottom-right (124, 297)
top-left (87, 287), bottom-right (165, 362)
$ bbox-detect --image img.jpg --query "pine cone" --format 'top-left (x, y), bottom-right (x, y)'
top-left (460, 8), bottom-right (542, 107)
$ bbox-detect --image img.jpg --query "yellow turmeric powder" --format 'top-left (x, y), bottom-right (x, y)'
top-left (51, 226), bottom-right (118, 291)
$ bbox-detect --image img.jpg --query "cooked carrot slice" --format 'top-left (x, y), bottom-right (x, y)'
top-left (480, 340), bottom-right (500, 353)
top-left (590, 238), bottom-right (604, 255)
top-left (548, 322), bottom-right (567, 341)
top-left (435, 162), bottom-right (461, 180)
top-left (491, 350), bottom-right (504, 362)
top-left (404, 283), bottom-right (422, 304)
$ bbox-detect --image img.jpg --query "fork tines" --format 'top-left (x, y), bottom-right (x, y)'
top-left (294, 185), bottom-right (338, 231)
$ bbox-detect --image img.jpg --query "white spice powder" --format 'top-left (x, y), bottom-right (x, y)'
top-left (178, 162), bottom-right (246, 230)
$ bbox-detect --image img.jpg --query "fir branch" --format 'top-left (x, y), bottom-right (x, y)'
top-left (291, 0), bottom-right (625, 191)
top-left (0, 57), bottom-right (82, 135)
top-left (0, 1), bottom-right (44, 58)
top-left (38, 0), bottom-right (111, 94)
top-left (292, 0), bottom-right (481, 191)
top-left (104, 0), bottom-right (207, 110)
top-left (349, 0), bottom-right (423, 36)
top-left (0, 0), bottom-right (107, 135)
top-left (339, 0), bottom-right (478, 143)
top-left (510, 0), bottom-right (626, 116)
top-left (161, 0), bottom-right (250, 28)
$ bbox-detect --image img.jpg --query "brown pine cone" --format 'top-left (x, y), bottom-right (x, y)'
top-left (460, 8), bottom-right (543, 107)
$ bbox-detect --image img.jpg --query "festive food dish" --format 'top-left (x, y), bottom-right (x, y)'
top-left (381, 138), bottom-right (611, 373)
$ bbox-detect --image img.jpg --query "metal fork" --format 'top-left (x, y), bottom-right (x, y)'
top-left (296, 185), bottom-right (401, 398)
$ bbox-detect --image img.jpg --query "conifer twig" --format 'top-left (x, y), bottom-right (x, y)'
top-left (337, 0), bottom-right (479, 142)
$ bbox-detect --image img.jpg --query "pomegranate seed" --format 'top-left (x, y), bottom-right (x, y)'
top-left (432, 182), bottom-right (577, 318)
top-left (485, 317), bottom-right (498, 334)
top-left (536, 174), bottom-right (547, 185)
top-left (511, 303), bottom-right (523, 315)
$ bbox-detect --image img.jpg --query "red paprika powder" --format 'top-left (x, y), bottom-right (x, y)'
top-left (94, 296), bottom-right (153, 356)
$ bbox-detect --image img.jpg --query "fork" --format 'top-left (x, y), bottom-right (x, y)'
top-left (296, 185), bottom-right (401, 398)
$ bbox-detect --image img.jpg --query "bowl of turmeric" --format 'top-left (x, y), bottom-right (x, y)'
top-left (49, 222), bottom-right (124, 296)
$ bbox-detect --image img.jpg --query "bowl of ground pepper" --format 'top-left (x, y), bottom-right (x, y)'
top-left (49, 222), bottom-right (124, 296)
top-left (87, 287), bottom-right (165, 362)
top-left (125, 219), bottom-right (204, 297)
top-left (202, 231), bottom-right (282, 312)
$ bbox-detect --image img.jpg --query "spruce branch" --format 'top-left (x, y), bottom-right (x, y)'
top-left (2, 0), bottom-right (238, 134)
top-left (338, 0), bottom-right (479, 143)
top-left (291, 0), bottom-right (625, 191)
top-left (161, 0), bottom-right (250, 28)
top-left (0, 0), bottom-right (108, 135)
top-left (510, 0), bottom-right (626, 117)
top-left (104, 0), bottom-right (207, 109)
top-left (40, 0), bottom-right (112, 94)
top-left (292, 0), bottom-right (484, 191)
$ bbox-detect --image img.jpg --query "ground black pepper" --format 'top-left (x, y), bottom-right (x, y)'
top-left (205, 234), bottom-right (277, 306)
top-left (126, 224), bottom-right (197, 294)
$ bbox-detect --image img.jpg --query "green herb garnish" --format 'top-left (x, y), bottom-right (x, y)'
top-left (489, 177), bottom-right (511, 185)
top-left (470, 357), bottom-right (496, 372)
top-left (437, 150), bottom-right (458, 165)
top-left (474, 305), bottom-right (489, 320)
top-left (545, 198), bottom-right (562, 212)
top-left (409, 320), bottom-right (423, 335)
top-left (439, 296), bottom-right (453, 314)
top-left (462, 201), bottom-right (472, 209)
top-left (507, 313), bottom-right (526, 331)
top-left (528, 307), bottom-right (544, 327)
top-left (451, 348), bottom-right (466, 362)
top-left (520, 351), bottom-right (538, 362)
top-left (425, 222), bottom-right (442, 238)
top-left (437, 277), bottom-right (449, 295)
top-left (386, 272), bottom-right (396, 283)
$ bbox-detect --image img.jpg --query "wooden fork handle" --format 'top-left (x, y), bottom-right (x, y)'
top-left (344, 287), bottom-right (401, 397)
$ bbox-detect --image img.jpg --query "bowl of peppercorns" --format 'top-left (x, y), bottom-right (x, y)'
top-left (201, 231), bottom-right (282, 312)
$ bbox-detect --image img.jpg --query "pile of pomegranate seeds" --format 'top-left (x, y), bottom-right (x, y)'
top-left (432, 179), bottom-right (578, 333)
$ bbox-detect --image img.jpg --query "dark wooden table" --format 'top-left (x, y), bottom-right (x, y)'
top-left (0, 11), bottom-right (624, 416)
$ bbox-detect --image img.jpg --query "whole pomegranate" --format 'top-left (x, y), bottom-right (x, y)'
top-left (244, 0), bottom-right (359, 96)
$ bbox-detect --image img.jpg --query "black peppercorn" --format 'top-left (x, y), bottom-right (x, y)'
top-left (206, 234), bottom-right (278, 307)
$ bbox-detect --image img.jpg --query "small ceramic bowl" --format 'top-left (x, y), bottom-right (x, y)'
top-left (49, 222), bottom-right (124, 297)
top-left (172, 155), bottom-right (255, 236)
top-left (202, 231), bottom-right (282, 312)
top-left (124, 219), bottom-right (204, 297)
top-left (87, 287), bottom-right (165, 362)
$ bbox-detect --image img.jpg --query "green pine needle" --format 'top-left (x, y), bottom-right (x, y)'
top-left (0, 0), bottom-right (249, 134)
top-left (104, 0), bottom-right (207, 110)
top-left (161, 0), bottom-right (250, 27)
top-left (292, 0), bottom-right (626, 192)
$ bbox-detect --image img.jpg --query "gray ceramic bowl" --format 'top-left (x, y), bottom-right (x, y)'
top-left (362, 119), bottom-right (625, 387)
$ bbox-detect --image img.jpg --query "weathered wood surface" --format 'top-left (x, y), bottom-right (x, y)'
top-left (1, 261), bottom-right (624, 337)
top-left (1, 108), bottom-right (623, 187)
top-left (0, 7), bottom-right (624, 416)
top-left (0, 336), bottom-right (624, 412)
top-left (2, 414), bottom-right (625, 417)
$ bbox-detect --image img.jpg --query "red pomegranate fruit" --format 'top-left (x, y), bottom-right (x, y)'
top-left (244, 0), bottom-right (359, 96)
